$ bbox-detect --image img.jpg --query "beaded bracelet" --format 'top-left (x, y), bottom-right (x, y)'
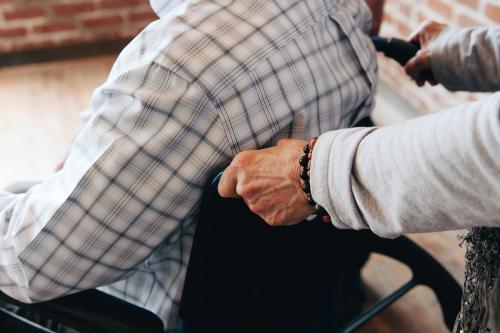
top-left (299, 137), bottom-right (331, 223)
top-left (299, 137), bottom-right (317, 206)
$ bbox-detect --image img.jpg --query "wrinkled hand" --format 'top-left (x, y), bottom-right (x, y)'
top-left (405, 21), bottom-right (448, 86)
top-left (218, 139), bottom-right (316, 226)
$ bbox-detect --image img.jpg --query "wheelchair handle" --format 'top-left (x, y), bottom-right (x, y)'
top-left (371, 36), bottom-right (420, 66)
top-left (210, 171), bottom-right (224, 187)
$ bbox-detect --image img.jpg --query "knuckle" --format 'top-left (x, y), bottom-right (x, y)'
top-left (276, 213), bottom-right (286, 226)
top-left (237, 182), bottom-right (257, 200)
top-left (267, 217), bottom-right (278, 226)
top-left (234, 150), bottom-right (252, 164)
top-left (231, 156), bottom-right (243, 168)
top-left (238, 186), bottom-right (250, 198)
top-left (267, 215), bottom-right (283, 227)
top-left (223, 164), bottom-right (236, 177)
top-left (235, 182), bottom-right (247, 197)
top-left (422, 20), bottom-right (435, 31)
top-left (247, 201), bottom-right (260, 215)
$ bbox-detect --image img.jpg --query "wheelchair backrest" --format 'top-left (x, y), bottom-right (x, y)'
top-left (180, 174), bottom-right (370, 332)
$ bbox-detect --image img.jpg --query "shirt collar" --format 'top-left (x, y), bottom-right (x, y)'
top-left (149, 0), bottom-right (188, 18)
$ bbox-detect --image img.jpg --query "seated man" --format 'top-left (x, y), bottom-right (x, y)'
top-left (0, 0), bottom-right (381, 330)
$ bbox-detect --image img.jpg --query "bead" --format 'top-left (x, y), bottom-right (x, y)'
top-left (300, 140), bottom-right (317, 207)
top-left (321, 215), bottom-right (331, 223)
top-left (299, 155), bottom-right (309, 167)
top-left (309, 137), bottom-right (318, 150)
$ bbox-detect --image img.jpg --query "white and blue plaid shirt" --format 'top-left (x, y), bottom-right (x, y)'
top-left (0, 0), bottom-right (377, 330)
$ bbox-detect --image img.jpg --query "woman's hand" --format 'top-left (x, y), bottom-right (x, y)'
top-left (218, 139), bottom-right (316, 226)
top-left (405, 21), bottom-right (448, 86)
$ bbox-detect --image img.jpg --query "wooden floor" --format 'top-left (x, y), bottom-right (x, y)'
top-left (0, 56), bottom-right (465, 332)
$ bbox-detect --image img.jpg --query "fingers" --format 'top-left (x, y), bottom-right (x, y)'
top-left (405, 49), bottom-right (433, 86)
top-left (408, 26), bottom-right (422, 46)
top-left (408, 20), bottom-right (448, 49)
top-left (217, 165), bottom-right (241, 198)
top-left (408, 20), bottom-right (431, 45)
top-left (428, 77), bottom-right (438, 86)
top-left (406, 20), bottom-right (448, 88)
top-left (405, 50), bottom-right (426, 81)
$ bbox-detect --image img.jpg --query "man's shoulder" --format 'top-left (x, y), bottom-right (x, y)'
top-left (152, 1), bottom-right (288, 89)
top-left (116, 0), bottom-right (340, 92)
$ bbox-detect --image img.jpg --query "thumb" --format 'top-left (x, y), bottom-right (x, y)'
top-left (407, 20), bottom-right (433, 46)
top-left (405, 50), bottom-right (431, 83)
top-left (408, 30), bottom-right (421, 46)
top-left (217, 166), bottom-right (241, 198)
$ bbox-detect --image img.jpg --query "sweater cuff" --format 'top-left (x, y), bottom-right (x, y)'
top-left (430, 27), bottom-right (461, 90)
top-left (310, 128), bottom-right (376, 230)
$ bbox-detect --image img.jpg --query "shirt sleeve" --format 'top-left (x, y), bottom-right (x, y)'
top-left (0, 61), bottom-right (231, 302)
top-left (310, 92), bottom-right (500, 238)
top-left (430, 26), bottom-right (500, 92)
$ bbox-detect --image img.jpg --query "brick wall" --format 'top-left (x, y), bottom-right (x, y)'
top-left (0, 0), bottom-right (498, 112)
top-left (379, 0), bottom-right (500, 114)
top-left (0, 0), bottom-right (156, 53)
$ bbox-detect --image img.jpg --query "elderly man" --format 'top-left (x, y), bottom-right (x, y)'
top-left (0, 0), bottom-right (383, 330)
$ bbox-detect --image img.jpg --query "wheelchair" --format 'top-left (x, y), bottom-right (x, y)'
top-left (0, 36), bottom-right (461, 333)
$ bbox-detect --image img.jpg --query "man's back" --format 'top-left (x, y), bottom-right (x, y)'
top-left (0, 0), bottom-right (376, 330)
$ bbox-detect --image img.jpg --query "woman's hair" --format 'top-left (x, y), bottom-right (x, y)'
top-left (454, 227), bottom-right (500, 333)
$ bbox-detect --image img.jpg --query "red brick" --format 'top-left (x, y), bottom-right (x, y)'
top-left (427, 0), bottom-right (453, 19)
top-left (418, 11), bottom-right (427, 23)
top-left (457, 14), bottom-right (481, 27)
top-left (383, 11), bottom-right (395, 24)
top-left (57, 37), bottom-right (87, 47)
top-left (33, 22), bottom-right (76, 33)
top-left (83, 15), bottom-right (123, 28)
top-left (52, 2), bottom-right (94, 15)
top-left (394, 2), bottom-right (412, 17)
top-left (4, 7), bottom-right (45, 20)
top-left (460, 0), bottom-right (478, 10)
top-left (0, 27), bottom-right (26, 38)
top-left (23, 39), bottom-right (56, 50)
top-left (129, 11), bottom-right (157, 22)
top-left (105, 30), bottom-right (125, 39)
top-left (100, 0), bottom-right (144, 10)
top-left (485, 4), bottom-right (500, 23)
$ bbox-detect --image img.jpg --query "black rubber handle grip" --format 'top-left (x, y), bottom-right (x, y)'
top-left (371, 36), bottom-right (420, 66)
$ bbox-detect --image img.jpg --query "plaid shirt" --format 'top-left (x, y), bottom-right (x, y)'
top-left (0, 0), bottom-right (377, 330)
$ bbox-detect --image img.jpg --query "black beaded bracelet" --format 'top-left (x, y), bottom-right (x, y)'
top-left (300, 137), bottom-right (332, 223)
top-left (299, 139), bottom-right (317, 206)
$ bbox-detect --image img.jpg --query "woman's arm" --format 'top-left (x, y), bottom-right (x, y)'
top-left (219, 93), bottom-right (500, 236)
top-left (431, 26), bottom-right (500, 91)
top-left (311, 93), bottom-right (500, 237)
top-left (406, 23), bottom-right (500, 92)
